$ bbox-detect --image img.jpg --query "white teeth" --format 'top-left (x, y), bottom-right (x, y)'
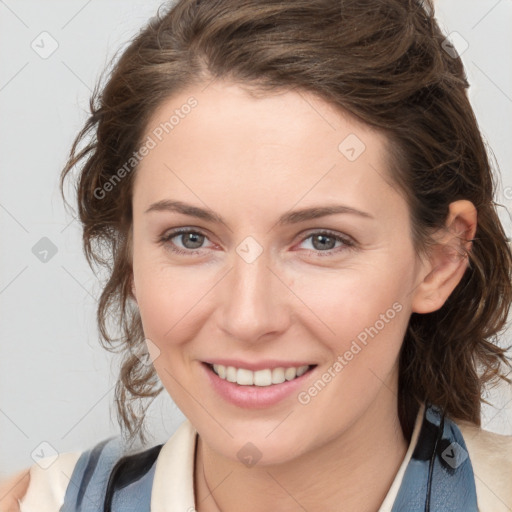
top-left (237, 368), bottom-right (254, 385)
top-left (296, 365), bottom-right (308, 377)
top-left (284, 367), bottom-right (297, 381)
top-left (271, 367), bottom-right (285, 384)
top-left (254, 369), bottom-right (272, 386)
top-left (214, 364), bottom-right (226, 379)
top-left (211, 364), bottom-right (311, 386)
top-left (226, 366), bottom-right (237, 383)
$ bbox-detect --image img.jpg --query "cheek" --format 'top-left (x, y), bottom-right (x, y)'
top-left (133, 256), bottom-right (216, 346)
top-left (292, 271), bottom-right (410, 424)
top-left (293, 261), bottom-right (412, 345)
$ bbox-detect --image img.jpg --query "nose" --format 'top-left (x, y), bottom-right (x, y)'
top-left (216, 243), bottom-right (291, 344)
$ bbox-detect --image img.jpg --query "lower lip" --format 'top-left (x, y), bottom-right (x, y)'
top-left (202, 363), bottom-right (316, 409)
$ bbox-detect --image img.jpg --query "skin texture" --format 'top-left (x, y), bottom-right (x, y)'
top-left (1, 81), bottom-right (477, 511)
top-left (130, 80), bottom-right (477, 512)
top-left (0, 469), bottom-right (29, 512)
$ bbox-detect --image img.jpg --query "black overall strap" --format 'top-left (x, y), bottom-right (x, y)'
top-left (60, 437), bottom-right (163, 512)
top-left (391, 403), bottom-right (478, 511)
top-left (103, 444), bottom-right (164, 512)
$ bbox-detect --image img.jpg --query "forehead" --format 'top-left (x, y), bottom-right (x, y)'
top-left (132, 80), bottom-right (405, 223)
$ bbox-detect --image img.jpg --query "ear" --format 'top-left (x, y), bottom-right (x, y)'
top-left (411, 200), bottom-right (477, 314)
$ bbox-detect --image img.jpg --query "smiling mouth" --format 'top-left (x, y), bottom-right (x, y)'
top-left (205, 362), bottom-right (317, 387)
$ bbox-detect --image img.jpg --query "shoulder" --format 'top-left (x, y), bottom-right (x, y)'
top-left (15, 436), bottom-right (163, 512)
top-left (16, 437), bottom-right (121, 512)
top-left (2, 452), bottom-right (81, 512)
top-left (0, 468), bottom-right (30, 512)
top-left (457, 420), bottom-right (512, 512)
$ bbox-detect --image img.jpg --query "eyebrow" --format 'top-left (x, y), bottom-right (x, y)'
top-left (144, 199), bottom-right (374, 225)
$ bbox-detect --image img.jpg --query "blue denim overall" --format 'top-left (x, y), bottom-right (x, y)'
top-left (60, 403), bottom-right (478, 512)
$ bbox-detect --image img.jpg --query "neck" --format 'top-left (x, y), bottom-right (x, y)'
top-left (194, 387), bottom-right (408, 512)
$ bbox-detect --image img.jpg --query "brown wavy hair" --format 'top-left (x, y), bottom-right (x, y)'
top-left (60, 0), bottom-right (512, 443)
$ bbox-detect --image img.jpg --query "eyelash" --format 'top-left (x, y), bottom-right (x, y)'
top-left (157, 227), bottom-right (355, 257)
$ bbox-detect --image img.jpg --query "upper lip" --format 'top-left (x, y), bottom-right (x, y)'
top-left (203, 359), bottom-right (316, 371)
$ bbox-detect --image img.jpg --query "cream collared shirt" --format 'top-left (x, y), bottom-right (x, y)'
top-left (18, 404), bottom-right (512, 512)
top-left (150, 404), bottom-right (423, 512)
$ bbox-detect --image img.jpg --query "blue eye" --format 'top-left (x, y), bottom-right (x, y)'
top-left (158, 228), bottom-right (354, 257)
top-left (158, 228), bottom-right (210, 256)
top-left (297, 231), bottom-right (354, 255)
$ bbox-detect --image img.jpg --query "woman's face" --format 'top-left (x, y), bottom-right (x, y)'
top-left (130, 80), bottom-right (428, 464)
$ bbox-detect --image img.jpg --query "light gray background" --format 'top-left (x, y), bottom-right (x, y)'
top-left (1, 0), bottom-right (511, 475)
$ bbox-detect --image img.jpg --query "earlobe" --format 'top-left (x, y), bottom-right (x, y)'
top-left (411, 200), bottom-right (477, 314)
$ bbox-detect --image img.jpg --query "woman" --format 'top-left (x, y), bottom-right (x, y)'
top-left (3, 0), bottom-right (512, 510)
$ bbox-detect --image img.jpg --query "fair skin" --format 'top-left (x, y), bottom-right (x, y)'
top-left (0, 469), bottom-right (29, 512)
top-left (129, 80), bottom-right (477, 512)
top-left (1, 80), bottom-right (476, 511)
